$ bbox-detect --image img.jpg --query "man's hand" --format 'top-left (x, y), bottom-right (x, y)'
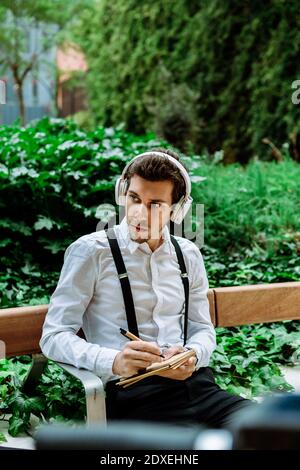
top-left (112, 341), bottom-right (163, 377)
top-left (156, 345), bottom-right (197, 381)
top-left (161, 345), bottom-right (185, 360)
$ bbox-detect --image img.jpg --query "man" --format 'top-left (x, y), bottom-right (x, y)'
top-left (40, 147), bottom-right (254, 429)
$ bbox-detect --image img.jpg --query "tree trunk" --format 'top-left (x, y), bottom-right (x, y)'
top-left (15, 81), bottom-right (25, 126)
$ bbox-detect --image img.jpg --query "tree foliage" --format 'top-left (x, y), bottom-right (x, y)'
top-left (72, 0), bottom-right (300, 162)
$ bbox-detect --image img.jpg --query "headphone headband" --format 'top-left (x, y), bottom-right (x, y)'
top-left (121, 151), bottom-right (191, 197)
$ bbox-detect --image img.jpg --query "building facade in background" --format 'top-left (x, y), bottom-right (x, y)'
top-left (0, 25), bottom-right (56, 126)
top-left (56, 44), bottom-right (87, 118)
top-left (0, 23), bottom-right (87, 126)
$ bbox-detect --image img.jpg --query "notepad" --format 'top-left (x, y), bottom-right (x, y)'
top-left (116, 349), bottom-right (196, 388)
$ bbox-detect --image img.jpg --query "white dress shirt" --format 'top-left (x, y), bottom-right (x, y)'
top-left (40, 216), bottom-right (216, 387)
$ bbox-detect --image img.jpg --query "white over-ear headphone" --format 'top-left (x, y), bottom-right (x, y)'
top-left (115, 151), bottom-right (193, 224)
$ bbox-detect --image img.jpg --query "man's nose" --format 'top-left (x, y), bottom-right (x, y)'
top-left (133, 204), bottom-right (148, 223)
top-left (134, 203), bottom-right (148, 220)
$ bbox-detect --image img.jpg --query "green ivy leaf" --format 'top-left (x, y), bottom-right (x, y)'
top-left (34, 216), bottom-right (54, 231)
top-left (0, 432), bottom-right (7, 443)
top-left (8, 415), bottom-right (28, 437)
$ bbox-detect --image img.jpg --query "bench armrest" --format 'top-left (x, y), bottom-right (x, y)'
top-left (22, 354), bottom-right (106, 425)
top-left (55, 361), bottom-right (107, 425)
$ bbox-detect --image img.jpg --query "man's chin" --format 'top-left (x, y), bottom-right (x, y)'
top-left (131, 237), bottom-right (149, 244)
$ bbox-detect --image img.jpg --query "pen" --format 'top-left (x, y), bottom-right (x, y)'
top-left (120, 328), bottom-right (165, 358)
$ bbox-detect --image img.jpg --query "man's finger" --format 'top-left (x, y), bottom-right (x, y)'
top-left (163, 345), bottom-right (185, 360)
top-left (179, 357), bottom-right (196, 369)
top-left (130, 359), bottom-right (151, 369)
top-left (126, 349), bottom-right (163, 364)
top-left (127, 340), bottom-right (162, 356)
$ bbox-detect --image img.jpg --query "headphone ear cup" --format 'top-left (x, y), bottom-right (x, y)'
top-left (170, 196), bottom-right (185, 224)
top-left (171, 196), bottom-right (192, 224)
top-left (115, 178), bottom-right (120, 205)
top-left (181, 197), bottom-right (192, 220)
top-left (115, 178), bottom-right (128, 206)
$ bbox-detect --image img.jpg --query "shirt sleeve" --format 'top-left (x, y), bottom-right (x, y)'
top-left (39, 238), bottom-right (120, 382)
top-left (184, 244), bottom-right (216, 370)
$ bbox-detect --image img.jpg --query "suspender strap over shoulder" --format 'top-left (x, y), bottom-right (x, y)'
top-left (105, 227), bottom-right (139, 337)
top-left (170, 235), bottom-right (189, 346)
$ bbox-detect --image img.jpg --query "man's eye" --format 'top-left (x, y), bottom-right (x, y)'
top-left (129, 195), bottom-right (140, 202)
top-left (151, 203), bottom-right (161, 209)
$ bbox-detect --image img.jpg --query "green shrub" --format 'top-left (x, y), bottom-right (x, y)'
top-left (192, 152), bottom-right (300, 286)
top-left (0, 117), bottom-right (164, 307)
top-left (72, 0), bottom-right (300, 162)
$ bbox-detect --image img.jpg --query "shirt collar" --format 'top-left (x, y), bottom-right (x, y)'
top-left (115, 216), bottom-right (173, 255)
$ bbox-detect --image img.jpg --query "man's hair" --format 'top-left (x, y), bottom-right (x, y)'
top-left (124, 147), bottom-right (188, 204)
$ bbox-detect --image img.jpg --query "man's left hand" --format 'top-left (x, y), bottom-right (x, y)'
top-left (156, 345), bottom-right (197, 380)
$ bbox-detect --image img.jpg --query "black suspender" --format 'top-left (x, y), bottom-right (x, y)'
top-left (170, 235), bottom-right (189, 346)
top-left (105, 227), bottom-right (189, 345)
top-left (105, 227), bottom-right (139, 337)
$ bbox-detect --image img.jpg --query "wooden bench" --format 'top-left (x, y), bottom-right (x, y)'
top-left (1, 281), bottom-right (300, 425)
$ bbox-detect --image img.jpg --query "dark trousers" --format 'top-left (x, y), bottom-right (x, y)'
top-left (105, 367), bottom-right (256, 429)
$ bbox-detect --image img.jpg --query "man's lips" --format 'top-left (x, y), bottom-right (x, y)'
top-left (130, 224), bottom-right (148, 231)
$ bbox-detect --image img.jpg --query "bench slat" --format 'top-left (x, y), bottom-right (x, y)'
top-left (207, 290), bottom-right (216, 326)
top-left (0, 305), bottom-right (48, 357)
top-left (214, 282), bottom-right (300, 327)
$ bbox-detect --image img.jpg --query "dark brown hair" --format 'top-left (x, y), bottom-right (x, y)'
top-left (124, 147), bottom-right (188, 204)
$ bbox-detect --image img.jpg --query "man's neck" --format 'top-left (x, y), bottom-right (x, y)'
top-left (147, 235), bottom-right (164, 252)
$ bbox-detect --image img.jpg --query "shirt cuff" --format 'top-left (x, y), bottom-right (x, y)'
top-left (94, 347), bottom-right (121, 379)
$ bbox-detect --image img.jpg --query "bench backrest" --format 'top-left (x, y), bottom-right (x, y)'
top-left (1, 282), bottom-right (300, 358)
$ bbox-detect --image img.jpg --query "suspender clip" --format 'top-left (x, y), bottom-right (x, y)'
top-left (118, 273), bottom-right (128, 279)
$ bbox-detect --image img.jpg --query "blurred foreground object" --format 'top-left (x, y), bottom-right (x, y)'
top-left (231, 394), bottom-right (300, 449)
top-left (35, 421), bottom-right (232, 450)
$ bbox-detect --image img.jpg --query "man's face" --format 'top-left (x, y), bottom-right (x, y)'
top-left (125, 175), bottom-right (173, 245)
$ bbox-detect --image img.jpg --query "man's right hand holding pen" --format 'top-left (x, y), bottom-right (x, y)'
top-left (112, 340), bottom-right (164, 378)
